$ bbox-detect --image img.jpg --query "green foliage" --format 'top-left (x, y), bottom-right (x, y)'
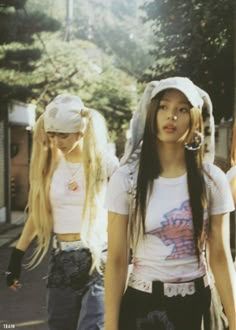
top-left (26, 0), bottom-right (154, 80)
top-left (0, 9), bottom-right (60, 44)
top-left (0, 0), bottom-right (27, 9)
top-left (142, 0), bottom-right (234, 122)
top-left (72, 0), bottom-right (154, 79)
top-left (0, 48), bottom-right (41, 71)
top-left (86, 69), bottom-right (136, 134)
top-left (0, 0), bottom-right (143, 149)
top-left (28, 34), bottom-right (137, 142)
top-left (0, 1), bottom-right (61, 102)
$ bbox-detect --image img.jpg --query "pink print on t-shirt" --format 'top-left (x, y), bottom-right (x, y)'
top-left (147, 200), bottom-right (195, 259)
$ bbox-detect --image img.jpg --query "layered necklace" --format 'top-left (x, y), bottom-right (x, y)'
top-left (64, 159), bottom-right (82, 191)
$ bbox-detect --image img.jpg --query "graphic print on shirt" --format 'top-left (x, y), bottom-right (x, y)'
top-left (147, 200), bottom-right (195, 259)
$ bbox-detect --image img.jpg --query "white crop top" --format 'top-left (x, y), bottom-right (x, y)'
top-left (50, 155), bottom-right (119, 234)
top-left (226, 165), bottom-right (236, 184)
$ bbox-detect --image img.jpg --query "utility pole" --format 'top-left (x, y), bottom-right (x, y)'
top-left (3, 102), bottom-right (11, 224)
top-left (64, 0), bottom-right (74, 42)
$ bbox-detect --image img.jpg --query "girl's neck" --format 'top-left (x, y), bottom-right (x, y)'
top-left (158, 143), bottom-right (186, 178)
top-left (64, 145), bottom-right (83, 163)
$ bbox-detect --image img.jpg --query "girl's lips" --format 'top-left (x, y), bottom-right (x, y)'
top-left (163, 124), bottom-right (176, 132)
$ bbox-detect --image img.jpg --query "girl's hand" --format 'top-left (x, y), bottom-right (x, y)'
top-left (6, 248), bottom-right (25, 288)
top-left (9, 279), bottom-right (22, 291)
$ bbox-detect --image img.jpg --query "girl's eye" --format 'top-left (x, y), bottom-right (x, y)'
top-left (179, 107), bottom-right (190, 113)
top-left (47, 132), bottom-right (55, 138)
top-left (159, 104), bottom-right (168, 111)
top-left (60, 134), bottom-right (69, 139)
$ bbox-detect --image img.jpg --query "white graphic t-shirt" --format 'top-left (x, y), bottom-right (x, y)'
top-left (105, 163), bottom-right (234, 282)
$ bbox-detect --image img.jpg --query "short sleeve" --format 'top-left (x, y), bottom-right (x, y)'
top-left (226, 165), bottom-right (236, 183)
top-left (204, 163), bottom-right (235, 215)
top-left (106, 153), bottom-right (119, 179)
top-left (105, 166), bottom-right (129, 215)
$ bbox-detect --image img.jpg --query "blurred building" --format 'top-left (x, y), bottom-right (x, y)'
top-left (0, 100), bottom-right (36, 224)
top-left (215, 120), bottom-right (232, 172)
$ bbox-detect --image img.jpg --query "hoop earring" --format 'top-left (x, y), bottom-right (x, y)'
top-left (184, 131), bottom-right (204, 151)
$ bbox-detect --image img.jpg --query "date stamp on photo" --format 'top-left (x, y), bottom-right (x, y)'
top-left (2, 325), bottom-right (15, 329)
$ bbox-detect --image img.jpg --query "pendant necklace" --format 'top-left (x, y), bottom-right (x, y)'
top-left (65, 159), bottom-right (81, 191)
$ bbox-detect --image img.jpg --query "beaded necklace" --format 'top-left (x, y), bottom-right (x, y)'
top-left (65, 160), bottom-right (82, 191)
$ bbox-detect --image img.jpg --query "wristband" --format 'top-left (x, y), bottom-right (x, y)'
top-left (6, 248), bottom-right (25, 286)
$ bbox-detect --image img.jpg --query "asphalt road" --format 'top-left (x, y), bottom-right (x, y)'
top-left (0, 238), bottom-right (49, 330)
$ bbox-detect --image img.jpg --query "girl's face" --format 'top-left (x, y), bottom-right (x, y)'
top-left (46, 132), bottom-right (82, 154)
top-left (156, 89), bottom-right (191, 145)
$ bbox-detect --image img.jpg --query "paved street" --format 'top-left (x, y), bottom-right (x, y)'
top-left (0, 214), bottom-right (49, 330)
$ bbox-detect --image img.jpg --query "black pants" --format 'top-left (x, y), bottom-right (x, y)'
top-left (119, 285), bottom-right (211, 330)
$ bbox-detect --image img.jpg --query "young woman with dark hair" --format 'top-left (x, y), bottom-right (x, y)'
top-left (104, 77), bottom-right (236, 330)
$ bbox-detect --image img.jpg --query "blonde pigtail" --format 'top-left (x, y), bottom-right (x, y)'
top-left (25, 115), bottom-right (59, 268)
top-left (81, 108), bottom-right (109, 271)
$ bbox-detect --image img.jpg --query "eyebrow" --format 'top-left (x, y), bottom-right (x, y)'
top-left (160, 98), bottom-right (191, 106)
top-left (47, 132), bottom-right (69, 136)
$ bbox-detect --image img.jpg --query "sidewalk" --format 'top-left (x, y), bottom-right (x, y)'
top-left (0, 211), bottom-right (25, 248)
top-left (0, 222), bottom-right (48, 330)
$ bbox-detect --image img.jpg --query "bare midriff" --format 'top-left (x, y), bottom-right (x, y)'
top-left (56, 233), bottom-right (81, 241)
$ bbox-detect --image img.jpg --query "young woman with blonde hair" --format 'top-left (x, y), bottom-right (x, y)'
top-left (6, 94), bottom-right (119, 330)
top-left (104, 77), bottom-right (236, 330)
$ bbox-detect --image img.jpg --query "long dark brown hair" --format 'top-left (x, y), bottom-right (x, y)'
top-left (132, 90), bottom-right (207, 260)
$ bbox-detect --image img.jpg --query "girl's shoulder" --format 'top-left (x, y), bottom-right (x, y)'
top-left (110, 164), bottom-right (130, 180)
top-left (203, 163), bottom-right (235, 213)
top-left (106, 152), bottom-right (119, 178)
top-left (203, 162), bottom-right (230, 189)
top-left (226, 165), bottom-right (236, 182)
top-left (203, 162), bottom-right (226, 178)
top-left (108, 162), bottom-right (138, 191)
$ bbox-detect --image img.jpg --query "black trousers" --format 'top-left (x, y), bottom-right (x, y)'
top-left (119, 285), bottom-right (211, 330)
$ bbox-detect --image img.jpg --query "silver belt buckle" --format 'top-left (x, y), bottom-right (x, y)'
top-left (61, 240), bottom-right (82, 251)
top-left (52, 236), bottom-right (83, 251)
top-left (164, 281), bottom-right (195, 297)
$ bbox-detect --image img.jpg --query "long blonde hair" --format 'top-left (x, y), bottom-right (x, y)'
top-left (80, 108), bottom-right (108, 271)
top-left (27, 108), bottom-right (109, 270)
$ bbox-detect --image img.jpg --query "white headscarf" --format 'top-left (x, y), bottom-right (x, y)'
top-left (121, 77), bottom-right (215, 164)
top-left (44, 94), bottom-right (86, 133)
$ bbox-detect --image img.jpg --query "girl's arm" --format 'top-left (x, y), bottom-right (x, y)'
top-left (208, 212), bottom-right (236, 330)
top-left (16, 216), bottom-right (37, 251)
top-left (229, 175), bottom-right (236, 205)
top-left (104, 211), bottom-right (129, 330)
top-left (7, 216), bottom-right (37, 290)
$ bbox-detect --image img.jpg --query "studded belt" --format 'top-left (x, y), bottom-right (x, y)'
top-left (128, 272), bottom-right (210, 297)
top-left (52, 236), bottom-right (85, 252)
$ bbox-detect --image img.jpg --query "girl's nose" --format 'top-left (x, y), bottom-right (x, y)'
top-left (166, 107), bottom-right (178, 121)
top-left (167, 114), bottom-right (178, 121)
top-left (53, 136), bottom-right (60, 145)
